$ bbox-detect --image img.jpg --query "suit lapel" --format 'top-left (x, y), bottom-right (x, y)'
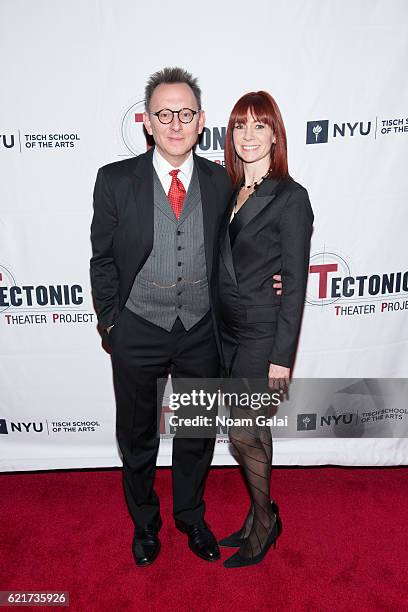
top-left (232, 178), bottom-right (281, 240)
top-left (178, 166), bottom-right (201, 223)
top-left (132, 148), bottom-right (154, 262)
top-left (218, 178), bottom-right (288, 284)
top-left (194, 153), bottom-right (217, 280)
top-left (220, 231), bottom-right (238, 286)
top-left (220, 192), bottom-right (238, 285)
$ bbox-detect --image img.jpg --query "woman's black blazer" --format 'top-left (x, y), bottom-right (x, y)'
top-left (219, 177), bottom-right (314, 369)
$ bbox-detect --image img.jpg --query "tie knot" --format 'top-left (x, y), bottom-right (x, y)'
top-left (169, 169), bottom-right (180, 178)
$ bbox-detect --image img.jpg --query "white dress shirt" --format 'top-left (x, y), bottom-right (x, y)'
top-left (153, 148), bottom-right (194, 194)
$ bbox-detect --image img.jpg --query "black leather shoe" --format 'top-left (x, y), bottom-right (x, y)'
top-left (132, 519), bottom-right (162, 567)
top-left (176, 520), bottom-right (220, 562)
top-left (219, 500), bottom-right (280, 548)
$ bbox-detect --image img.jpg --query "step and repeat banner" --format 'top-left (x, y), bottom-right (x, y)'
top-left (1, 0), bottom-right (407, 470)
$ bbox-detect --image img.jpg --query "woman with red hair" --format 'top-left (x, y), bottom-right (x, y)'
top-left (218, 91), bottom-right (314, 568)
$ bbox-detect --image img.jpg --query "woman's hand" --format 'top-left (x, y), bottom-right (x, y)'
top-left (272, 274), bottom-right (282, 296)
top-left (268, 363), bottom-right (290, 391)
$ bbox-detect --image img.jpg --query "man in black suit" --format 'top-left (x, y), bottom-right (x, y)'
top-left (90, 67), bottom-right (233, 566)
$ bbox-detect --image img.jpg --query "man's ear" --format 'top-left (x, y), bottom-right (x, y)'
top-left (143, 111), bottom-right (153, 136)
top-left (198, 110), bottom-right (206, 135)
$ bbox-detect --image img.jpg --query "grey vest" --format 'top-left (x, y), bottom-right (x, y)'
top-left (125, 166), bottom-right (210, 331)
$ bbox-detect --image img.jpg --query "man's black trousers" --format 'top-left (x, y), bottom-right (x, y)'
top-left (110, 307), bottom-right (219, 529)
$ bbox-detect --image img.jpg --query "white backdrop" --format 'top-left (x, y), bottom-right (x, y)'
top-left (1, 0), bottom-right (408, 471)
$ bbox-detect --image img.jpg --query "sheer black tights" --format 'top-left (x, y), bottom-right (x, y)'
top-left (229, 404), bottom-right (275, 558)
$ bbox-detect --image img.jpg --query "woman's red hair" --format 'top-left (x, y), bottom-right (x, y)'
top-left (224, 91), bottom-right (289, 189)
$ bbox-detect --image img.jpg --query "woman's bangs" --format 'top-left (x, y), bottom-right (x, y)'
top-left (231, 95), bottom-right (273, 128)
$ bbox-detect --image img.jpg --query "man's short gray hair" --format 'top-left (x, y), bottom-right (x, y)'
top-left (145, 67), bottom-right (202, 111)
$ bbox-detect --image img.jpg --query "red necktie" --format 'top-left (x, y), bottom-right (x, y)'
top-left (168, 170), bottom-right (186, 219)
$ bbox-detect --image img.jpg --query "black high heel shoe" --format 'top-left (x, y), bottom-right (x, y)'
top-left (223, 505), bottom-right (282, 568)
top-left (219, 501), bottom-right (280, 548)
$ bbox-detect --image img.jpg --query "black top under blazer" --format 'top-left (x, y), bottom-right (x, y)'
top-left (218, 177), bottom-right (314, 369)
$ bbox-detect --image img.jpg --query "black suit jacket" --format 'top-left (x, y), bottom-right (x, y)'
top-left (219, 177), bottom-right (314, 369)
top-left (90, 147), bottom-right (232, 351)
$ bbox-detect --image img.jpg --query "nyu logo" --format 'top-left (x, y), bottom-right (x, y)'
top-left (306, 120), bottom-right (329, 144)
top-left (297, 413), bottom-right (317, 430)
top-left (306, 119), bottom-right (372, 144)
top-left (0, 419), bottom-right (44, 434)
top-left (321, 413), bottom-right (354, 427)
top-left (0, 134), bottom-right (15, 149)
top-left (0, 419), bottom-right (8, 434)
top-left (297, 412), bottom-right (355, 431)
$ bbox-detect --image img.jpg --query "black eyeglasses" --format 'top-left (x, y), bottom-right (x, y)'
top-left (150, 108), bottom-right (199, 124)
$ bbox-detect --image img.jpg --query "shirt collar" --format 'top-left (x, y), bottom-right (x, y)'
top-left (153, 147), bottom-right (194, 182)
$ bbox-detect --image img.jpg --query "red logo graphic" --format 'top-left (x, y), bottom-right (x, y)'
top-left (306, 253), bottom-right (351, 306)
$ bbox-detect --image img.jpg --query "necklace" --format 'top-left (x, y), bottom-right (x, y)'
top-left (242, 168), bottom-right (273, 190)
top-left (233, 168), bottom-right (273, 215)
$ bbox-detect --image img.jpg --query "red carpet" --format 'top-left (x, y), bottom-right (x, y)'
top-left (1, 466), bottom-right (407, 612)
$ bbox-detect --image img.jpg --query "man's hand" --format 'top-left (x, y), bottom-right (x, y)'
top-left (268, 363), bottom-right (290, 392)
top-left (273, 274), bottom-right (282, 296)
